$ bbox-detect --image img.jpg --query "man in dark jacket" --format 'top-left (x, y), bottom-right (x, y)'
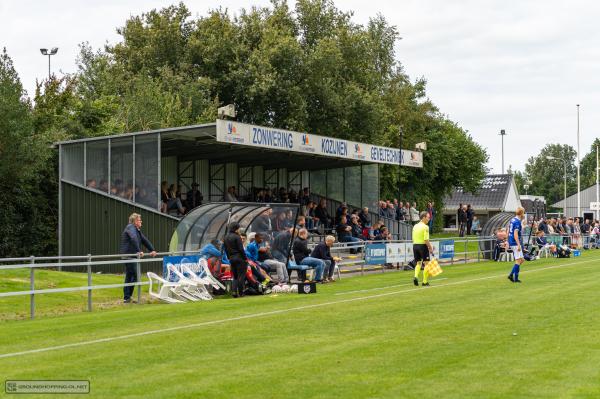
top-left (120, 213), bottom-right (156, 303)
top-left (292, 229), bottom-right (325, 281)
top-left (223, 221), bottom-right (248, 298)
top-left (310, 235), bottom-right (337, 281)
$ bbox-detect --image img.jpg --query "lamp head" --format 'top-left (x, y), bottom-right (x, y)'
top-left (50, 47), bottom-right (58, 55)
top-left (40, 48), bottom-right (48, 55)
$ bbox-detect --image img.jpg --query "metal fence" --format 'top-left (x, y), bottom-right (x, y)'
top-left (1, 233), bottom-right (591, 320)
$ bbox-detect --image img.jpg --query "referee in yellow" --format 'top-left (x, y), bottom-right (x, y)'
top-left (413, 211), bottom-right (434, 286)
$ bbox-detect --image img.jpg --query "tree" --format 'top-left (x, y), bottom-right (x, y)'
top-left (519, 144), bottom-right (577, 208)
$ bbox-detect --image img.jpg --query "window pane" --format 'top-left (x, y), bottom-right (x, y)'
top-left (61, 143), bottom-right (84, 185)
top-left (110, 137), bottom-right (133, 201)
top-left (310, 170), bottom-right (326, 196)
top-left (362, 164), bottom-right (379, 210)
top-left (85, 141), bottom-right (108, 192)
top-left (344, 166), bottom-right (361, 207)
top-left (135, 134), bottom-right (158, 209)
top-left (327, 168), bottom-right (344, 202)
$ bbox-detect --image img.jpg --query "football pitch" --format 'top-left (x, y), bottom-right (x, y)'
top-left (1, 252), bottom-right (600, 398)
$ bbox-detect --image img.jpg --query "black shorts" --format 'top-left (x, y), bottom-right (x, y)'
top-left (413, 244), bottom-right (430, 263)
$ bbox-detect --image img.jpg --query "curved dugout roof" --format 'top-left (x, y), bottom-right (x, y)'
top-left (169, 202), bottom-right (300, 253)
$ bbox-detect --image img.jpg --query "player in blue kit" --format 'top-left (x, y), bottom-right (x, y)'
top-left (508, 207), bottom-right (526, 283)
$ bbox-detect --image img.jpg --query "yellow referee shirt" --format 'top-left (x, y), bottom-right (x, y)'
top-left (412, 221), bottom-right (429, 244)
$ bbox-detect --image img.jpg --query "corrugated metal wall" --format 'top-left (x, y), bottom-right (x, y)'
top-left (195, 159), bottom-right (210, 198)
top-left (62, 182), bottom-right (179, 273)
top-left (161, 156), bottom-right (177, 185)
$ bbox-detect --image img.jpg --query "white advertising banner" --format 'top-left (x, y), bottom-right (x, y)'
top-left (386, 243), bottom-right (405, 263)
top-left (216, 119), bottom-right (423, 168)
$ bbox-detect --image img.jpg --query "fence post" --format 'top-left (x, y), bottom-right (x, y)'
top-left (136, 253), bottom-right (142, 305)
top-left (464, 236), bottom-right (468, 264)
top-left (477, 238), bottom-right (481, 262)
top-left (30, 256), bottom-right (35, 320)
top-left (87, 254), bottom-right (92, 312)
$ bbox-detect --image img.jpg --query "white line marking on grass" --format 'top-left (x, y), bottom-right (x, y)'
top-left (0, 258), bottom-right (597, 360)
top-left (334, 278), bottom-right (449, 295)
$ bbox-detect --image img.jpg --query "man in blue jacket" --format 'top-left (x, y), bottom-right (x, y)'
top-left (120, 213), bottom-right (156, 303)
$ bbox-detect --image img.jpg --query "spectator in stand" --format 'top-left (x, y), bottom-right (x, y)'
top-left (224, 186), bottom-right (238, 202)
top-left (310, 235), bottom-right (338, 282)
top-left (386, 202), bottom-right (396, 220)
top-left (161, 181), bottom-right (186, 215)
top-left (427, 202), bottom-right (435, 231)
top-left (315, 198), bottom-right (333, 228)
top-left (379, 201), bottom-right (387, 218)
top-left (86, 178), bottom-right (97, 189)
top-left (186, 182), bottom-right (203, 210)
top-left (273, 211), bottom-right (288, 232)
top-left (349, 215), bottom-right (363, 239)
top-left (466, 204), bottom-right (474, 235)
top-left (374, 226), bottom-right (390, 241)
top-left (537, 217), bottom-right (549, 235)
top-left (299, 187), bottom-right (311, 205)
top-left (306, 201), bottom-right (319, 230)
top-left (547, 218), bottom-right (555, 234)
top-left (293, 228), bottom-right (326, 282)
top-left (336, 215), bottom-right (361, 253)
top-left (410, 202), bottom-right (420, 225)
top-left (253, 209), bottom-right (272, 235)
top-left (358, 207), bottom-right (370, 227)
top-left (336, 202), bottom-right (347, 222)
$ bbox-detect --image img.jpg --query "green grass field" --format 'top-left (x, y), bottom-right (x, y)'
top-left (1, 251), bottom-right (600, 398)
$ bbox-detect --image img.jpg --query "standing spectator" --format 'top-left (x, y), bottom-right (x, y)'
top-left (458, 204), bottom-right (467, 237)
top-left (315, 198), bottom-right (333, 228)
top-left (466, 204), bottom-right (474, 235)
top-left (120, 213), bottom-right (156, 303)
top-left (310, 235), bottom-right (338, 282)
top-left (379, 201), bottom-right (388, 218)
top-left (223, 222), bottom-right (248, 298)
top-left (402, 202), bottom-right (410, 222)
top-left (427, 202), bottom-right (436, 232)
top-left (410, 202), bottom-right (420, 225)
top-left (386, 203), bottom-right (396, 220)
top-left (471, 216), bottom-right (481, 235)
top-left (186, 182), bottom-right (203, 210)
top-left (358, 207), bottom-right (370, 227)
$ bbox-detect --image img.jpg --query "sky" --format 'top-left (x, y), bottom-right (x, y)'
top-left (2, 0), bottom-right (599, 174)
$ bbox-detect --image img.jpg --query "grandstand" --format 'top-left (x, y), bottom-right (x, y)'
top-left (56, 120), bottom-right (420, 263)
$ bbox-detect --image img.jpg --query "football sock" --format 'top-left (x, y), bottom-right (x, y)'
top-left (423, 269), bottom-right (429, 284)
top-left (414, 264), bottom-right (420, 279)
top-left (514, 264), bottom-right (520, 280)
top-left (510, 264), bottom-right (519, 277)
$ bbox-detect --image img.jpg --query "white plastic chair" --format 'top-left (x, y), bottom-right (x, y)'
top-left (167, 264), bottom-right (213, 301)
top-left (538, 246), bottom-right (550, 258)
top-left (147, 272), bottom-right (186, 303)
top-left (184, 258), bottom-right (226, 290)
top-left (498, 251), bottom-right (514, 262)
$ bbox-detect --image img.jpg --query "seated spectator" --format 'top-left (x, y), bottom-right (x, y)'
top-left (274, 211), bottom-right (289, 232)
top-left (493, 228), bottom-right (509, 261)
top-left (161, 181), bottom-right (185, 215)
top-left (335, 205), bottom-right (348, 225)
top-left (86, 178), bottom-right (97, 189)
top-left (534, 230), bottom-right (557, 257)
top-left (224, 186), bottom-right (238, 202)
top-left (246, 233), bottom-right (289, 284)
top-left (292, 229), bottom-right (325, 282)
top-left (349, 215), bottom-right (363, 239)
top-left (99, 179), bottom-right (108, 192)
top-left (374, 226), bottom-right (390, 241)
top-left (299, 187), bottom-right (311, 205)
top-left (310, 235), bottom-right (339, 282)
top-left (471, 216), bottom-right (481, 235)
top-left (186, 182), bottom-right (203, 210)
top-left (252, 208), bottom-right (273, 234)
top-left (336, 215), bottom-right (362, 254)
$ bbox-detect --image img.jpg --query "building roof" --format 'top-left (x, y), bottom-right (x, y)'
top-left (444, 174), bottom-right (520, 211)
top-left (550, 184), bottom-right (600, 208)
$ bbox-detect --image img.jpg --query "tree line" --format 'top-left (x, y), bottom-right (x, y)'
top-left (0, 0), bottom-right (487, 256)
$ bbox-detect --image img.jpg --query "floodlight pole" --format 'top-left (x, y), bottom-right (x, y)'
top-left (500, 129), bottom-right (507, 174)
top-left (398, 126), bottom-right (403, 200)
top-left (596, 145), bottom-right (599, 220)
top-left (576, 104), bottom-right (581, 218)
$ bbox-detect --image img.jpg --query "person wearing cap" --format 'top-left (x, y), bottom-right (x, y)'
top-left (186, 182), bottom-right (203, 210)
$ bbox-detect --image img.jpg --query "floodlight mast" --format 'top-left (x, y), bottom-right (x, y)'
top-left (40, 47), bottom-right (58, 79)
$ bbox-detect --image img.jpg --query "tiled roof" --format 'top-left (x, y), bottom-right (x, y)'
top-left (444, 174), bottom-right (512, 209)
